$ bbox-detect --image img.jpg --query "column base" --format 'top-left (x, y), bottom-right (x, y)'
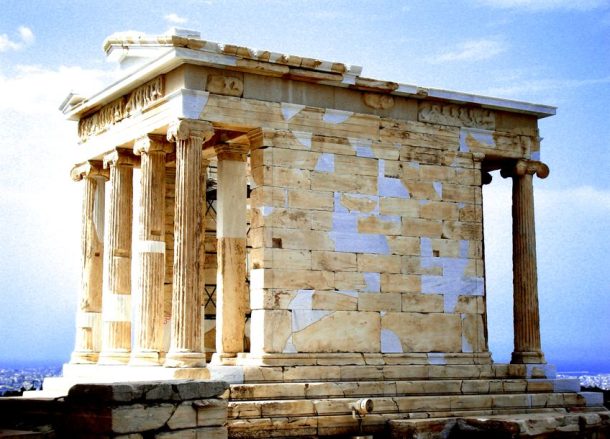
top-left (70, 351), bottom-right (99, 364)
top-left (210, 353), bottom-right (238, 366)
top-left (511, 351), bottom-right (546, 364)
top-left (164, 352), bottom-right (206, 368)
top-left (129, 351), bottom-right (162, 366)
top-left (97, 351), bottom-right (131, 365)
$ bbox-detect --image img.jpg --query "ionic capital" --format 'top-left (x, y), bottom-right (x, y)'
top-left (103, 148), bottom-right (140, 169)
top-left (166, 119), bottom-right (214, 144)
top-left (71, 160), bottom-right (109, 182)
top-left (134, 134), bottom-right (173, 156)
top-left (501, 159), bottom-right (550, 180)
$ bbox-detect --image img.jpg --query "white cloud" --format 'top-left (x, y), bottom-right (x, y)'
top-left (164, 13), bottom-right (188, 24)
top-left (18, 26), bottom-right (34, 44)
top-left (478, 0), bottom-right (610, 11)
top-left (428, 39), bottom-right (507, 64)
top-left (0, 26), bottom-right (35, 52)
top-left (0, 64), bottom-right (119, 115)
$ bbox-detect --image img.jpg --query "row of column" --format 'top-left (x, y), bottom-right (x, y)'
top-left (70, 119), bottom-right (248, 367)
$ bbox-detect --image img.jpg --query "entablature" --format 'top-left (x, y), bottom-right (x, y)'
top-left (61, 30), bottom-right (556, 125)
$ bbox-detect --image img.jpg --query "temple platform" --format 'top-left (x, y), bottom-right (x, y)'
top-left (18, 361), bottom-right (609, 438)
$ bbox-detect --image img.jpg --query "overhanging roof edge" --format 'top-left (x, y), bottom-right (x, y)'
top-left (62, 45), bottom-right (557, 121)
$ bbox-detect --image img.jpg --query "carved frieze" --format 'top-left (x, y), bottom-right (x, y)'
top-left (125, 76), bottom-right (164, 115)
top-left (419, 102), bottom-right (495, 130)
top-left (77, 76), bottom-right (165, 142)
top-left (78, 97), bottom-right (125, 141)
top-left (362, 93), bottom-right (394, 110)
top-left (206, 75), bottom-right (244, 97)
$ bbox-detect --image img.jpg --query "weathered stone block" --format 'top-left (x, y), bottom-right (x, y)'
top-left (462, 313), bottom-right (485, 353)
top-left (382, 312), bottom-right (461, 352)
top-left (112, 403), bottom-right (175, 433)
top-left (402, 218), bottom-right (443, 238)
top-left (67, 381), bottom-right (229, 403)
top-left (194, 399), bottom-right (228, 426)
top-left (357, 254), bottom-right (401, 273)
top-left (387, 236), bottom-right (420, 255)
top-left (250, 310), bottom-right (292, 353)
top-left (312, 251), bottom-right (357, 271)
top-left (359, 292), bottom-right (401, 312)
top-left (312, 291), bottom-right (358, 311)
top-left (271, 228), bottom-right (334, 251)
top-left (311, 171), bottom-right (377, 195)
top-left (340, 193), bottom-right (378, 213)
top-left (292, 311), bottom-right (381, 352)
top-left (381, 273), bottom-right (421, 293)
top-left (401, 292), bottom-right (444, 312)
top-left (287, 189), bottom-right (334, 211)
top-left (379, 197), bottom-right (420, 217)
top-left (167, 401), bottom-right (197, 430)
top-left (334, 272), bottom-right (367, 290)
top-left (251, 165), bottom-right (311, 189)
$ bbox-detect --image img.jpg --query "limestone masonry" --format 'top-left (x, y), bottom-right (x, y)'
top-left (42, 28), bottom-right (610, 437)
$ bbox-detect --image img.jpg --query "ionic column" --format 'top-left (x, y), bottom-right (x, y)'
top-left (99, 148), bottom-right (138, 365)
top-left (501, 159), bottom-right (549, 364)
top-left (70, 161), bottom-right (108, 364)
top-left (130, 135), bottom-right (172, 365)
top-left (164, 119), bottom-right (214, 368)
top-left (213, 141), bottom-right (249, 360)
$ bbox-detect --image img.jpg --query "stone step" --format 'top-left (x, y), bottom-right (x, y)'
top-left (229, 378), bottom-right (580, 401)
top-left (389, 412), bottom-right (610, 439)
top-left (228, 408), bottom-right (610, 439)
top-left (228, 392), bottom-right (589, 420)
top-left (234, 363), bottom-right (557, 384)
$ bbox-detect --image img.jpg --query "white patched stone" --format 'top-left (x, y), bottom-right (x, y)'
top-left (315, 153), bottom-right (335, 172)
top-left (381, 329), bottom-right (403, 353)
top-left (349, 138), bottom-right (374, 157)
top-left (292, 309), bottom-right (331, 332)
top-left (281, 103), bottom-right (305, 121)
top-left (329, 231), bottom-right (390, 254)
top-left (288, 290), bottom-right (314, 310)
top-left (363, 272), bottom-right (381, 293)
top-left (323, 108), bottom-right (353, 124)
top-left (378, 160), bottom-right (409, 198)
top-left (459, 127), bottom-right (495, 152)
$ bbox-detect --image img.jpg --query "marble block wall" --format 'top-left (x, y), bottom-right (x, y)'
top-left (246, 110), bottom-right (501, 356)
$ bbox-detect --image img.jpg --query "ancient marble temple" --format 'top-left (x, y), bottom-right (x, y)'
top-left (54, 29), bottom-right (609, 438)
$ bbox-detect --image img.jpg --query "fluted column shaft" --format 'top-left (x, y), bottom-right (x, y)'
top-left (70, 161), bottom-right (108, 364)
top-left (130, 135), bottom-right (171, 365)
top-left (213, 143), bottom-right (249, 360)
top-left (502, 159), bottom-right (549, 364)
top-left (99, 148), bottom-right (138, 364)
top-left (165, 119), bottom-right (214, 368)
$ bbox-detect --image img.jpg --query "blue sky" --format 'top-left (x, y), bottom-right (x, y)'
top-left (0, 0), bottom-right (608, 371)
